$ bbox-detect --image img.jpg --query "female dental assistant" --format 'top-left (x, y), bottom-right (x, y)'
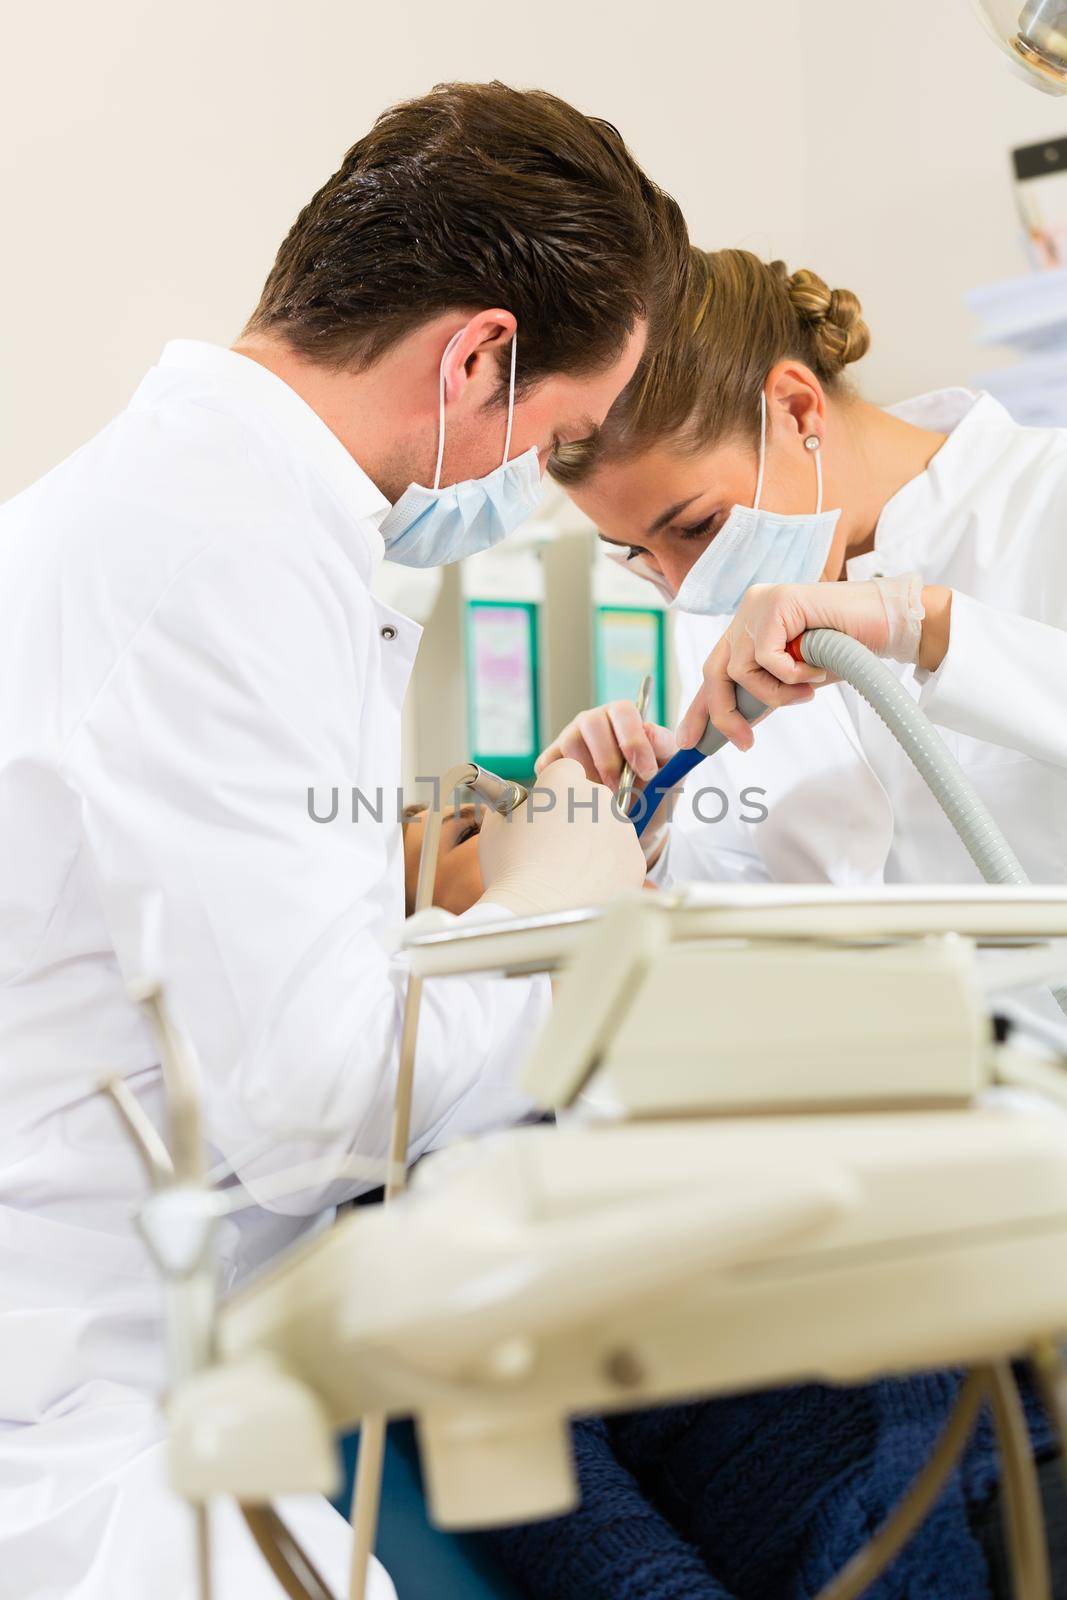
top-left (545, 248), bottom-right (1067, 998)
top-left (527, 246), bottom-right (1067, 1598)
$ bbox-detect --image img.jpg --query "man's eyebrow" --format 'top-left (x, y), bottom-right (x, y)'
top-left (647, 494), bottom-right (702, 536)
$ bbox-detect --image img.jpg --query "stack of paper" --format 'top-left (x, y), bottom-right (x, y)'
top-left (967, 267), bottom-right (1067, 424)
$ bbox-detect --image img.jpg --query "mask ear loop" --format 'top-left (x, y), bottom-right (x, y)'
top-left (752, 390), bottom-right (768, 511)
top-left (500, 332), bottom-right (518, 467)
top-left (758, 387), bottom-right (826, 515)
top-left (433, 330), bottom-right (518, 488)
top-left (432, 331), bottom-right (464, 492)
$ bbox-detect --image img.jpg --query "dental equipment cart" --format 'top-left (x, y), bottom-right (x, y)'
top-left (154, 885), bottom-right (1067, 1600)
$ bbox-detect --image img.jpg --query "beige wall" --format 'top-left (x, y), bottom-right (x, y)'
top-left (4, 0), bottom-right (1067, 501)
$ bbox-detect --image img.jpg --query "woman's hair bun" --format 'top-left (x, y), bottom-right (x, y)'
top-left (781, 265), bottom-right (870, 378)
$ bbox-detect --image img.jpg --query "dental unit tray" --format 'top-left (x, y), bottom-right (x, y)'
top-left (404, 887), bottom-right (1067, 1118)
top-left (403, 884), bottom-right (1067, 978)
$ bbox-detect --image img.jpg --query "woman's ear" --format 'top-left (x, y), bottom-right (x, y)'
top-left (765, 359), bottom-right (825, 445)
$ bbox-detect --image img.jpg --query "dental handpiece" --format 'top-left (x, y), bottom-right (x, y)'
top-left (468, 765), bottom-right (529, 817)
top-left (629, 686), bottom-right (767, 839)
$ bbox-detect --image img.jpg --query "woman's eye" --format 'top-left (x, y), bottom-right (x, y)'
top-left (625, 546), bottom-right (646, 562)
top-left (678, 513), bottom-right (722, 542)
top-left (456, 824), bottom-right (480, 846)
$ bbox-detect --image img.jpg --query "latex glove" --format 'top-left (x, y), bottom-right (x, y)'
top-left (477, 757), bottom-right (646, 917)
top-left (678, 576), bottom-right (926, 753)
top-left (536, 704), bottom-right (678, 865)
top-left (871, 572), bottom-right (928, 660)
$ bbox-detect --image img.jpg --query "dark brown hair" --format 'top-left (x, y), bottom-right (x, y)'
top-left (550, 247), bottom-right (870, 484)
top-left (245, 81), bottom-right (687, 394)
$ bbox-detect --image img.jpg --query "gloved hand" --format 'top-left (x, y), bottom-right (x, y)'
top-left (678, 575), bottom-right (933, 754)
top-left (535, 704), bottom-right (678, 866)
top-left (477, 758), bottom-right (646, 917)
top-left (871, 572), bottom-right (927, 661)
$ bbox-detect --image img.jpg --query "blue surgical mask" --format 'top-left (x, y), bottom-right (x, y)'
top-left (671, 391), bottom-right (841, 616)
top-left (381, 331), bottom-right (544, 568)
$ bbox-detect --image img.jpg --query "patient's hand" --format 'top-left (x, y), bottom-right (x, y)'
top-left (402, 803), bottom-right (484, 916)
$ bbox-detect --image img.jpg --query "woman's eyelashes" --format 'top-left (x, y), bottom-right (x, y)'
top-left (621, 513), bottom-right (723, 562)
top-left (677, 510), bottom-right (724, 541)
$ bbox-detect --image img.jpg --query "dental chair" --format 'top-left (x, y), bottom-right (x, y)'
top-left (332, 1192), bottom-right (522, 1599)
top-left (336, 1424), bottom-right (522, 1600)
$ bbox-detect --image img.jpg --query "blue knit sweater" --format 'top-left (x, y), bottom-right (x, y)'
top-left (482, 1372), bottom-right (1055, 1600)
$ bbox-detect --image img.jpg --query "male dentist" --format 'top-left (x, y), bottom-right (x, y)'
top-left (0, 81), bottom-right (684, 1597)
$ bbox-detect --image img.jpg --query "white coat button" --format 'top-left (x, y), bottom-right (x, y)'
top-left (380, 624), bottom-right (397, 641)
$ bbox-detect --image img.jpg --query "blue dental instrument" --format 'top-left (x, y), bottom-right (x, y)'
top-left (628, 685), bottom-right (766, 839)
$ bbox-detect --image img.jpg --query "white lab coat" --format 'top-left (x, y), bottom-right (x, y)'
top-left (0, 341), bottom-right (548, 1598)
top-left (658, 389), bottom-right (1067, 1018)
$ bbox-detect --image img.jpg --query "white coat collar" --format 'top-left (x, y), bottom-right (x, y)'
top-left (136, 340), bottom-right (391, 574)
top-left (846, 388), bottom-right (1010, 581)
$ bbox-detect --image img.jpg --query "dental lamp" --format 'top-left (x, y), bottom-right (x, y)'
top-left (975, 0), bottom-right (1067, 92)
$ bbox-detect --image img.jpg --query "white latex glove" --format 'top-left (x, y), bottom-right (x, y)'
top-left (678, 576), bottom-right (926, 753)
top-left (872, 573), bottom-right (926, 662)
top-left (536, 702), bottom-right (678, 865)
top-left (477, 757), bottom-right (646, 917)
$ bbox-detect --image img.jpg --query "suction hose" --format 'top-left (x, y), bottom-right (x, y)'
top-left (630, 628), bottom-right (1067, 1014)
top-left (797, 630), bottom-right (1028, 886)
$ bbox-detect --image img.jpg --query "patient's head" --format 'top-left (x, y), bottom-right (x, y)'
top-left (550, 246), bottom-right (870, 594)
top-left (401, 802), bottom-right (484, 917)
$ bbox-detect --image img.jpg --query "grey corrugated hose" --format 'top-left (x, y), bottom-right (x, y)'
top-left (799, 629), bottom-right (1067, 1017)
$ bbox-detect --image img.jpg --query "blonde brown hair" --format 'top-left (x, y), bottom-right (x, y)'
top-left (550, 247), bottom-right (870, 484)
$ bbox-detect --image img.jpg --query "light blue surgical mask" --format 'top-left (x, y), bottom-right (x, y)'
top-left (671, 391), bottom-right (841, 616)
top-left (381, 331), bottom-right (544, 568)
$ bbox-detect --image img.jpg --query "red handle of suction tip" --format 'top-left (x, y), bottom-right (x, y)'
top-left (786, 634), bottom-right (806, 665)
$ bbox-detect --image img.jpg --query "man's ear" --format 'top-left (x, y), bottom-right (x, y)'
top-left (765, 360), bottom-right (825, 444)
top-left (442, 309), bottom-right (517, 404)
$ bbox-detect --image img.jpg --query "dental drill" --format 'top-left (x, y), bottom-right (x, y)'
top-left (348, 761), bottom-right (528, 1600)
top-left (630, 628), bottom-right (1067, 1014)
